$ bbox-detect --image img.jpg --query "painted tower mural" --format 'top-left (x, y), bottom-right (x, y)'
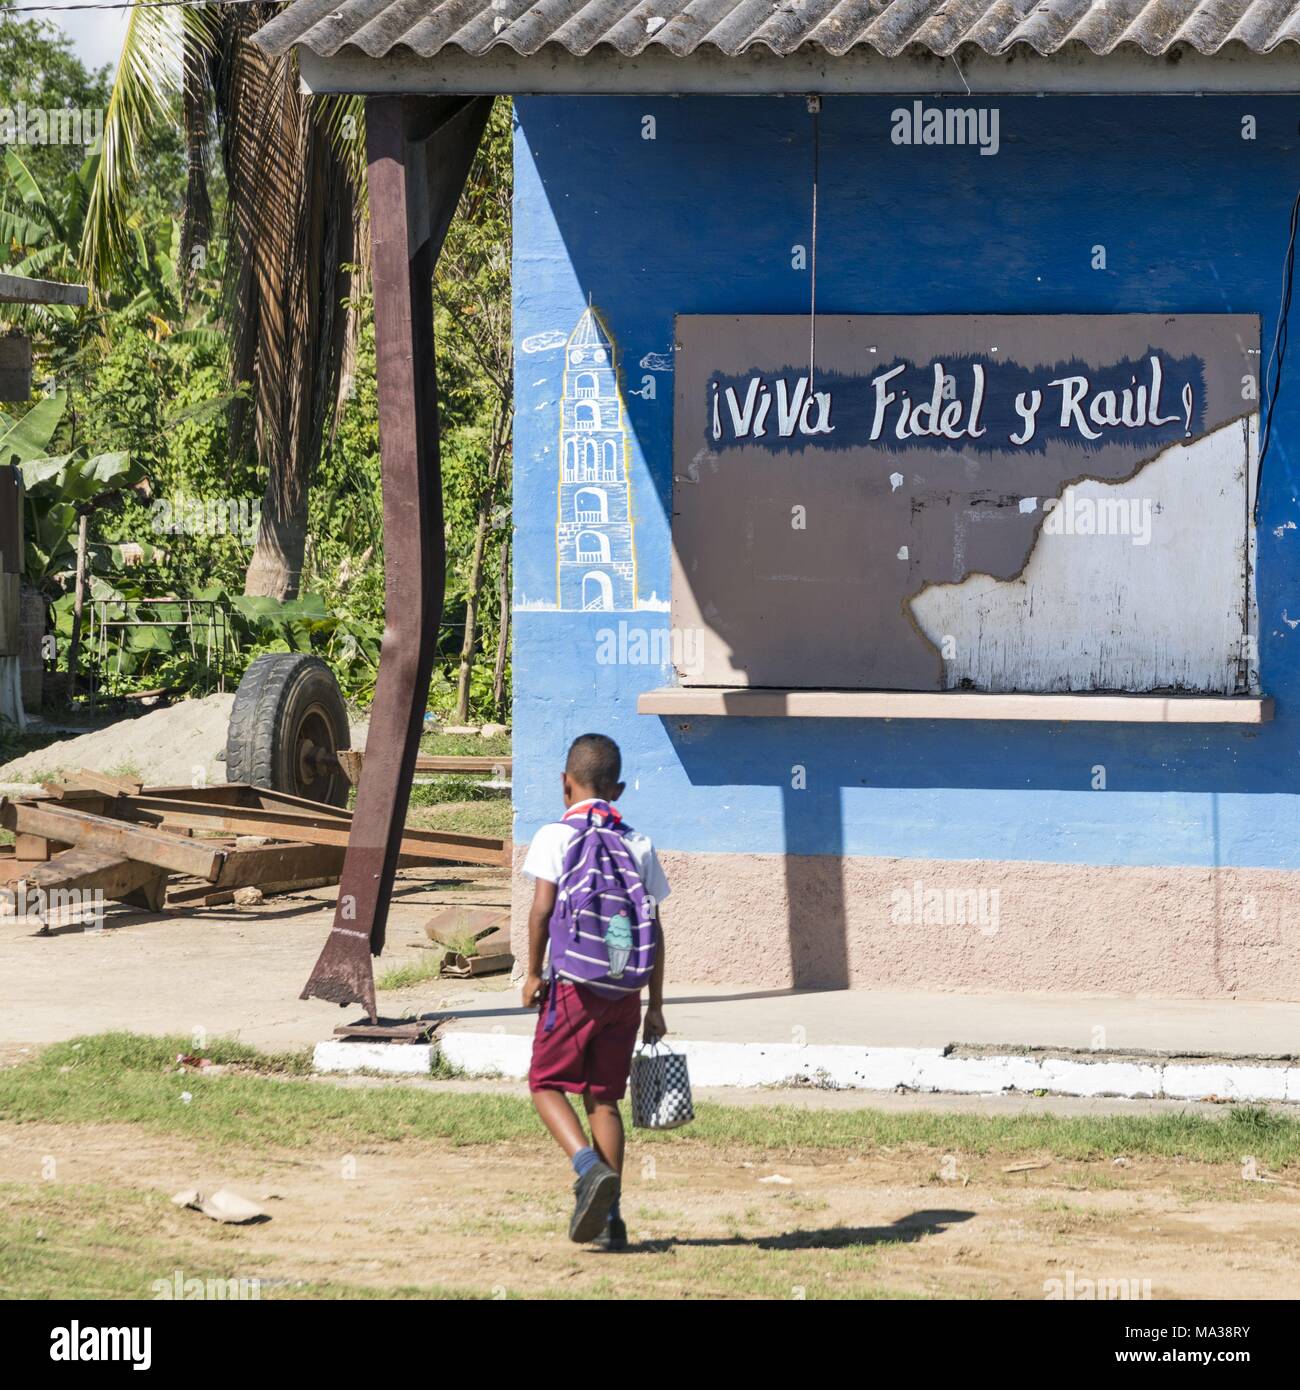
top-left (557, 308), bottom-right (637, 611)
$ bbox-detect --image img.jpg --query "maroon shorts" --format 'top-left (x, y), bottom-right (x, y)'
top-left (528, 982), bottom-right (641, 1102)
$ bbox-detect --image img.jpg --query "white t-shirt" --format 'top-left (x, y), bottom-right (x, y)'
top-left (522, 801), bottom-right (670, 907)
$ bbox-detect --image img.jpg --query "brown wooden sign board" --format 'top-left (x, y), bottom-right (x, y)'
top-left (672, 314), bottom-right (1258, 695)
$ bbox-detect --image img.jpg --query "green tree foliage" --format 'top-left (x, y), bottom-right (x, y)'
top-left (0, 5), bottom-right (110, 190)
top-left (436, 100), bottom-right (513, 721)
top-left (0, 36), bottom-right (513, 720)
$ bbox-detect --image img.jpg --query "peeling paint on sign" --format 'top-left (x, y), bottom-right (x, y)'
top-left (671, 314), bottom-right (1258, 693)
top-left (910, 420), bottom-right (1258, 694)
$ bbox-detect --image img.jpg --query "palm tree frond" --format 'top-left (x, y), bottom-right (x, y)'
top-left (79, 6), bottom-right (203, 292)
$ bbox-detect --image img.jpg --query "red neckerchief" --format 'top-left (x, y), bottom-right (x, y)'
top-left (563, 798), bottom-right (622, 826)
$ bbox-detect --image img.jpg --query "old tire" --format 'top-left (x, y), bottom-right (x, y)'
top-left (226, 653), bottom-right (351, 807)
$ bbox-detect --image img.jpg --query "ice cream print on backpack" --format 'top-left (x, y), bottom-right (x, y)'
top-left (544, 800), bottom-right (657, 1031)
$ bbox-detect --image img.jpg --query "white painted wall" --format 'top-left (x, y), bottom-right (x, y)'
top-left (910, 419), bottom-right (1257, 694)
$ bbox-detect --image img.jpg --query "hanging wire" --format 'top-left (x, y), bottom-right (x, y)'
top-left (807, 95), bottom-right (820, 390)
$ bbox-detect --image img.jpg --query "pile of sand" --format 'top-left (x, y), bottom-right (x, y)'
top-left (0, 694), bottom-right (236, 788)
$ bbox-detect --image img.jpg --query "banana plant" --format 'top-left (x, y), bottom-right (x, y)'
top-left (0, 389), bottom-right (145, 587)
top-left (19, 448), bottom-right (145, 586)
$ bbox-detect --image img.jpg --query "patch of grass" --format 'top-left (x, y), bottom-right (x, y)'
top-left (0, 1183), bottom-right (506, 1301)
top-left (376, 953), bottom-right (445, 991)
top-left (102, 760), bottom-right (143, 780)
top-left (409, 776), bottom-right (508, 806)
top-left (5, 1034), bottom-right (1300, 1172)
top-left (21, 1033), bottom-right (314, 1078)
top-left (420, 731), bottom-right (511, 759)
top-left (406, 798), bottom-right (511, 839)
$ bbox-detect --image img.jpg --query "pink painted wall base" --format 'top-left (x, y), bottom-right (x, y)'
top-left (512, 848), bottom-right (1300, 1000)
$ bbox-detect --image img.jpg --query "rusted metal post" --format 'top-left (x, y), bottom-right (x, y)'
top-left (301, 95), bottom-right (492, 1019)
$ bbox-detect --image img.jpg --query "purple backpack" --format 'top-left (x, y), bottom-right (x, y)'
top-left (544, 801), bottom-right (657, 1031)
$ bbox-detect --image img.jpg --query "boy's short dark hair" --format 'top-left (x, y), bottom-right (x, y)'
top-left (566, 733), bottom-right (622, 790)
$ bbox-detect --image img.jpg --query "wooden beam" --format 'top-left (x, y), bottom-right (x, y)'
top-left (0, 798), bottom-right (226, 881)
top-left (8, 849), bottom-right (165, 909)
top-left (0, 465), bottom-right (21, 576)
top-left (0, 334), bottom-right (31, 401)
top-left (0, 272), bottom-right (89, 306)
top-left (13, 831), bottom-right (53, 861)
top-left (58, 768), bottom-right (144, 796)
top-left (335, 750), bottom-right (513, 785)
top-left (209, 840), bottom-right (345, 890)
top-left (129, 781), bottom-right (353, 819)
top-left (114, 794), bottom-right (509, 867)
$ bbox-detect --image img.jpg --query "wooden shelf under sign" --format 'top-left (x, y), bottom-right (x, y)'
top-left (637, 688), bottom-right (1274, 725)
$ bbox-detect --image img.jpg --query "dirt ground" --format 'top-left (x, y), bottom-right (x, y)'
top-left (4, 858), bottom-right (1300, 1300)
top-left (3, 1108), bottom-right (1298, 1300)
top-left (0, 864), bottom-right (512, 1052)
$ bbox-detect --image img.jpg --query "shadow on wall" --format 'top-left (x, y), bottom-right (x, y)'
top-left (656, 707), bottom-right (1280, 989)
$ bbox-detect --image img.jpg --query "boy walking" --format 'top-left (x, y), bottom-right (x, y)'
top-left (522, 733), bottom-right (668, 1251)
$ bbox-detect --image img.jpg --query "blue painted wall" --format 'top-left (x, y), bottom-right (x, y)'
top-left (511, 94), bottom-right (1300, 870)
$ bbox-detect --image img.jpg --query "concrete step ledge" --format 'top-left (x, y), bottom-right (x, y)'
top-left (314, 1032), bottom-right (1300, 1103)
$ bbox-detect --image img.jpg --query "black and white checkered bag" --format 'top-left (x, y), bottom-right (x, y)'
top-left (629, 1042), bottom-right (694, 1130)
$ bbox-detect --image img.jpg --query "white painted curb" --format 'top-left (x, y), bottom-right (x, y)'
top-left (314, 1040), bottom-right (437, 1075)
top-left (314, 1033), bottom-right (1300, 1103)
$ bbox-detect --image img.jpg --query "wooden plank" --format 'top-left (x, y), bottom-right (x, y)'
top-left (137, 782), bottom-right (354, 820)
top-left (40, 783), bottom-right (101, 802)
top-left (12, 847), bottom-right (165, 905)
top-left (210, 841), bottom-right (345, 890)
top-left (0, 572), bottom-right (18, 657)
top-left (134, 782), bottom-right (251, 804)
top-left (13, 831), bottom-right (52, 861)
top-left (116, 794), bottom-right (510, 867)
top-left (0, 466), bottom-right (21, 575)
top-left (168, 875), bottom-right (335, 908)
top-left (336, 751), bottom-right (513, 785)
top-left (636, 687), bottom-right (1275, 725)
top-left (244, 786), bottom-right (354, 820)
top-left (0, 272), bottom-right (89, 307)
top-left (59, 768), bottom-right (145, 796)
top-left (0, 798), bottom-right (226, 881)
top-left (0, 334), bottom-right (32, 401)
top-left (415, 753), bottom-right (512, 774)
top-left (440, 929), bottom-right (514, 976)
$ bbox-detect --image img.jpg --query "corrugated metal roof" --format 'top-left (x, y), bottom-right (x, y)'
top-left (251, 0), bottom-right (1300, 61)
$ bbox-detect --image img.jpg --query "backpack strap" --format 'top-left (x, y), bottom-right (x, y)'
top-left (543, 977), bottom-right (562, 1033)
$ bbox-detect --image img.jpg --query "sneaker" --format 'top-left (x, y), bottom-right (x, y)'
top-left (568, 1162), bottom-right (619, 1243)
top-left (591, 1216), bottom-right (628, 1252)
